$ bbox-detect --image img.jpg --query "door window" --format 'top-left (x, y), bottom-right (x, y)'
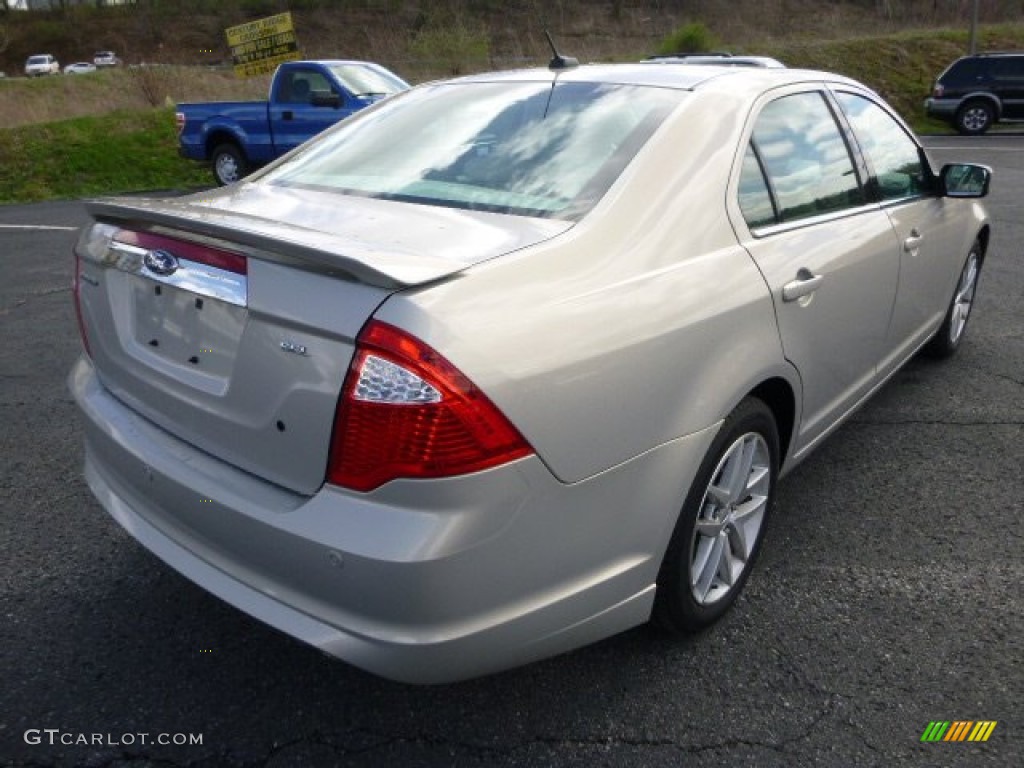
top-left (989, 57), bottom-right (1024, 79)
top-left (836, 92), bottom-right (928, 201)
top-left (277, 69), bottom-right (334, 104)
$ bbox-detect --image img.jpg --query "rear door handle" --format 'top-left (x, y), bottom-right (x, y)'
top-left (782, 269), bottom-right (824, 302)
top-left (282, 110), bottom-right (294, 121)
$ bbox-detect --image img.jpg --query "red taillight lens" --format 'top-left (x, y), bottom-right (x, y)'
top-left (175, 111), bottom-right (186, 135)
top-left (933, 83), bottom-right (945, 98)
top-left (114, 230), bottom-right (247, 274)
top-left (72, 250), bottom-right (91, 356)
top-left (327, 321), bottom-right (533, 492)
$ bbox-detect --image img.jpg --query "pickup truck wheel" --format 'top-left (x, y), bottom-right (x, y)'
top-left (211, 143), bottom-right (248, 186)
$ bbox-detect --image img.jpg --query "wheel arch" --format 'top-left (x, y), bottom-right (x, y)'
top-left (976, 225), bottom-right (991, 265)
top-left (959, 93), bottom-right (1002, 117)
top-left (205, 130), bottom-right (247, 162)
top-left (746, 377), bottom-right (796, 466)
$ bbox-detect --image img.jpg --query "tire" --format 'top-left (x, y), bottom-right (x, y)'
top-left (211, 143), bottom-right (248, 186)
top-left (922, 241), bottom-right (982, 359)
top-left (655, 396), bottom-right (779, 633)
top-left (955, 100), bottom-right (994, 135)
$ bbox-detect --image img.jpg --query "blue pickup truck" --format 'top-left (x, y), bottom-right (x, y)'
top-left (176, 60), bottom-right (409, 185)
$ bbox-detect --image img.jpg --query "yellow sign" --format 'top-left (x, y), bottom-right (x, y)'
top-left (225, 12), bottom-right (301, 78)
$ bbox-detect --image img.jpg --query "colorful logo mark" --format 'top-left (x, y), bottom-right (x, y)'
top-left (921, 721), bottom-right (997, 742)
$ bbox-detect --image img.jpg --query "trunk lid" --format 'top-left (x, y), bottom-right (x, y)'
top-left (76, 189), bottom-right (569, 494)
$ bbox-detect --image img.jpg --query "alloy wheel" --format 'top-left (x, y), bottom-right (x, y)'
top-left (689, 431), bottom-right (771, 605)
top-left (961, 106), bottom-right (991, 133)
top-left (950, 251), bottom-right (979, 345)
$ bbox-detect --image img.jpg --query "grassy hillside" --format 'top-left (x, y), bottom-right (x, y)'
top-left (1, 0), bottom-right (1016, 78)
top-left (2, 7), bottom-right (1022, 203)
top-left (755, 23), bottom-right (1024, 131)
top-left (0, 108), bottom-right (209, 202)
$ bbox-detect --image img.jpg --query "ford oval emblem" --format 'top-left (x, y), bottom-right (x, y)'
top-left (144, 249), bottom-right (179, 276)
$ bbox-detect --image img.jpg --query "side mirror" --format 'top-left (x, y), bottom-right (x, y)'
top-left (310, 90), bottom-right (342, 109)
top-left (940, 163), bottom-right (991, 198)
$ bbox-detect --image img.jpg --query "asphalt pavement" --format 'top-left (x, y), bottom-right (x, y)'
top-left (1, 138), bottom-right (1021, 767)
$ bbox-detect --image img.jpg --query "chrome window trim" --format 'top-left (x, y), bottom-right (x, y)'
top-left (747, 201), bottom-right (883, 238)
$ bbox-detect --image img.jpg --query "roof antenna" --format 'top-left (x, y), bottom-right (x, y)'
top-left (545, 30), bottom-right (579, 70)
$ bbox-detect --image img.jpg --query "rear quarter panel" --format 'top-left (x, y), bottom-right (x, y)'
top-left (376, 91), bottom-right (798, 484)
top-left (178, 101), bottom-right (274, 164)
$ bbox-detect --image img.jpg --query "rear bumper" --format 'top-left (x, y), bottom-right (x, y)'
top-left (70, 355), bottom-right (716, 683)
top-left (178, 145), bottom-right (205, 161)
top-left (177, 141), bottom-right (207, 162)
top-left (924, 97), bottom-right (959, 119)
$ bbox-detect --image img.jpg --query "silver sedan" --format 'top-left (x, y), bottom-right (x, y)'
top-left (70, 63), bottom-right (990, 683)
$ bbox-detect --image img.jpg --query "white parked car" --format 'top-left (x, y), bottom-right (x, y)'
top-left (25, 54), bottom-right (59, 77)
top-left (64, 62), bottom-right (98, 75)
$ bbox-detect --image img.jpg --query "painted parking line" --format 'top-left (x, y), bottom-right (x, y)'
top-left (0, 224), bottom-right (78, 231)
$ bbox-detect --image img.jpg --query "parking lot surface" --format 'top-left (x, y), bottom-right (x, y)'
top-left (1, 138), bottom-right (1022, 767)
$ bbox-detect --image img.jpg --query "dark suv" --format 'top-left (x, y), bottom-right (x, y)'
top-left (926, 52), bottom-right (1024, 134)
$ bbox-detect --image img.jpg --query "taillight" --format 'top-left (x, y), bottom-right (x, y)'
top-left (327, 320), bottom-right (533, 492)
top-left (933, 83), bottom-right (945, 98)
top-left (175, 112), bottom-right (186, 135)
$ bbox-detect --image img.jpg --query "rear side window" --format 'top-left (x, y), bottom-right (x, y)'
top-left (740, 91), bottom-right (863, 227)
top-left (737, 145), bottom-right (776, 228)
top-left (835, 92), bottom-right (927, 201)
top-left (941, 58), bottom-right (982, 85)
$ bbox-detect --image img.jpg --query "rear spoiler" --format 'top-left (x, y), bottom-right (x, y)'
top-left (86, 197), bottom-right (466, 290)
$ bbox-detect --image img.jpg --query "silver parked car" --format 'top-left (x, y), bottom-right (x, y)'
top-left (93, 50), bottom-right (121, 68)
top-left (70, 63), bottom-right (990, 683)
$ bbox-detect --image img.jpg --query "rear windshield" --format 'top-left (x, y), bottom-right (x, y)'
top-left (27, 56), bottom-right (49, 65)
top-left (260, 80), bottom-right (685, 220)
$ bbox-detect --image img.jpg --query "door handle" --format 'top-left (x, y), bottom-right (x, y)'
top-left (282, 110), bottom-right (294, 120)
top-left (904, 229), bottom-right (922, 252)
top-left (782, 269), bottom-right (824, 302)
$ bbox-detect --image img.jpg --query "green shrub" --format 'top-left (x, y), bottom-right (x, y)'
top-left (410, 21), bottom-right (490, 76)
top-left (657, 22), bottom-right (719, 55)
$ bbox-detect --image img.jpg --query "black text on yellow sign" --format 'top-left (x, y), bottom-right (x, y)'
top-left (225, 12), bottom-right (301, 78)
